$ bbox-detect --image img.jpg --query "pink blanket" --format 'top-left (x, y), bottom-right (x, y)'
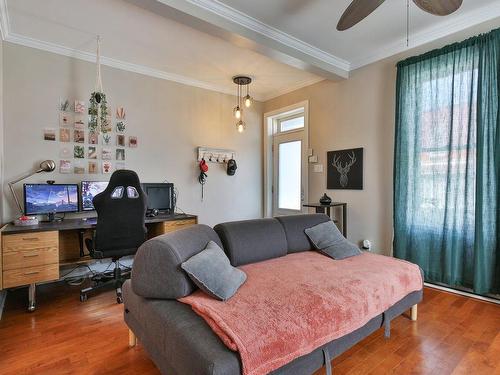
top-left (179, 252), bottom-right (422, 375)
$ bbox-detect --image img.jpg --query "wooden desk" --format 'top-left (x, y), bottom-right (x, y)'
top-left (0, 213), bottom-right (197, 311)
top-left (303, 202), bottom-right (347, 237)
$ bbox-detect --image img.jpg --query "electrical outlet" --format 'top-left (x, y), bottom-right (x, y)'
top-left (313, 164), bottom-right (323, 173)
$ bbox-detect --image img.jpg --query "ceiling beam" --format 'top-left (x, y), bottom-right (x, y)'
top-left (126, 0), bottom-right (350, 81)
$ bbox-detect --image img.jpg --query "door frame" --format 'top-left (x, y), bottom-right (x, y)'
top-left (263, 100), bottom-right (309, 218)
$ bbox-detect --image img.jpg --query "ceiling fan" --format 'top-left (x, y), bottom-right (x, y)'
top-left (337, 0), bottom-right (463, 31)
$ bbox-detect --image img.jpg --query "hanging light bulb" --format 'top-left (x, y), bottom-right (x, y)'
top-left (244, 94), bottom-right (252, 108)
top-left (237, 120), bottom-right (245, 133)
top-left (234, 105), bottom-right (242, 119)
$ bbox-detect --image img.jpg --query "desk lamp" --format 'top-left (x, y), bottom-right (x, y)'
top-left (8, 160), bottom-right (56, 226)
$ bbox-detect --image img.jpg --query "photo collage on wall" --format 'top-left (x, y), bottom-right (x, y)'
top-left (44, 98), bottom-right (138, 175)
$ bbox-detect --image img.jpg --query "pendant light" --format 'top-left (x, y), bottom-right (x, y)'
top-left (232, 76), bottom-right (252, 132)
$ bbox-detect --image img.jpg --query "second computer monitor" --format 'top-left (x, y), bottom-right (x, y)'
top-left (141, 183), bottom-right (174, 214)
top-left (81, 181), bottom-right (108, 211)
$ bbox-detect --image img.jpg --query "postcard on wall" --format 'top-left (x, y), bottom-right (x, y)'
top-left (74, 130), bottom-right (85, 143)
top-left (74, 115), bottom-right (86, 130)
top-left (74, 100), bottom-right (86, 113)
top-left (116, 148), bottom-right (125, 161)
top-left (60, 99), bottom-right (70, 112)
top-left (59, 111), bottom-right (73, 126)
top-left (88, 161), bottom-right (98, 174)
top-left (59, 128), bottom-right (71, 142)
top-left (88, 131), bottom-right (98, 145)
top-left (128, 136), bottom-right (137, 148)
top-left (116, 120), bottom-right (126, 133)
top-left (102, 133), bottom-right (113, 146)
top-left (74, 145), bottom-right (85, 159)
top-left (44, 128), bottom-right (56, 141)
top-left (102, 148), bottom-right (112, 160)
top-left (115, 162), bottom-right (126, 171)
top-left (88, 146), bottom-right (97, 159)
top-left (74, 162), bottom-right (85, 174)
top-left (116, 107), bottom-right (126, 120)
top-left (117, 134), bottom-right (125, 147)
top-left (60, 146), bottom-right (72, 158)
top-left (60, 160), bottom-right (72, 174)
top-left (102, 161), bottom-right (112, 174)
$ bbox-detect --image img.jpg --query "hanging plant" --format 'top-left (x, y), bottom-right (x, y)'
top-left (88, 91), bottom-right (109, 133)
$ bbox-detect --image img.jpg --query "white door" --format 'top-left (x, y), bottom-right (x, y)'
top-left (272, 115), bottom-right (307, 216)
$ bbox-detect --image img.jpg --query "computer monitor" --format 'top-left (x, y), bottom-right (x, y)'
top-left (141, 183), bottom-right (174, 214)
top-left (81, 181), bottom-right (109, 211)
top-left (24, 184), bottom-right (79, 216)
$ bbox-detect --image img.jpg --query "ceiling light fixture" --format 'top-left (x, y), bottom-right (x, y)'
top-left (232, 76), bottom-right (252, 132)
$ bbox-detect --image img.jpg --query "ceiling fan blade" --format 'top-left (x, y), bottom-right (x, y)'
top-left (336, 0), bottom-right (386, 31)
top-left (412, 0), bottom-right (463, 16)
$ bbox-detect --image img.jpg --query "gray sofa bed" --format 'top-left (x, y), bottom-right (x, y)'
top-left (124, 214), bottom-right (422, 375)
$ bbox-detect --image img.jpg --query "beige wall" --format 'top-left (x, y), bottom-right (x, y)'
top-left (263, 21), bottom-right (500, 255)
top-left (2, 43), bottom-right (263, 226)
top-left (264, 61), bottom-right (396, 254)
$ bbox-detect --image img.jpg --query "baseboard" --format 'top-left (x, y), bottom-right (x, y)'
top-left (424, 282), bottom-right (500, 305)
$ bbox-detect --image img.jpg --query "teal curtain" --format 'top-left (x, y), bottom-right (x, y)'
top-left (394, 28), bottom-right (499, 296)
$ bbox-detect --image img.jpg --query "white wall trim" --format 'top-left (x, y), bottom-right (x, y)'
top-left (350, 3), bottom-right (500, 70)
top-left (182, 0), bottom-right (351, 72)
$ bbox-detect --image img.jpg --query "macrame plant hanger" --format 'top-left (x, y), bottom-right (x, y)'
top-left (89, 35), bottom-right (108, 135)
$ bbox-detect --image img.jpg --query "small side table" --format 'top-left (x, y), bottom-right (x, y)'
top-left (303, 202), bottom-right (347, 238)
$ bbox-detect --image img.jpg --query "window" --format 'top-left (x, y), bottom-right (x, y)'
top-left (278, 115), bottom-right (304, 132)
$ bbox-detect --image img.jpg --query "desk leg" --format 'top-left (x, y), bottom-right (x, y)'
top-left (78, 229), bottom-right (85, 258)
top-left (28, 283), bottom-right (36, 312)
top-left (342, 204), bottom-right (347, 238)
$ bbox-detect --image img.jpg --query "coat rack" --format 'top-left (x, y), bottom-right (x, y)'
top-left (197, 147), bottom-right (235, 164)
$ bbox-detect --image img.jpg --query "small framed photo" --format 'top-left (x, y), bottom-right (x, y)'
top-left (74, 162), bottom-right (85, 174)
top-left (88, 161), bottom-right (98, 174)
top-left (102, 148), bottom-right (112, 160)
top-left (117, 134), bottom-right (125, 147)
top-left (60, 160), bottom-right (72, 174)
top-left (88, 146), bottom-right (97, 159)
top-left (74, 130), bottom-right (85, 143)
top-left (59, 128), bottom-right (71, 142)
top-left (74, 115), bottom-right (86, 130)
top-left (59, 111), bottom-right (73, 126)
top-left (128, 136), bottom-right (137, 148)
top-left (115, 162), bottom-right (126, 171)
top-left (44, 128), bottom-right (56, 141)
top-left (88, 131), bottom-right (98, 145)
top-left (74, 145), bottom-right (85, 159)
top-left (60, 146), bottom-right (72, 158)
top-left (116, 148), bottom-right (125, 161)
top-left (74, 100), bottom-right (86, 113)
top-left (102, 133), bottom-right (112, 146)
top-left (102, 116), bottom-right (112, 133)
top-left (102, 161), bottom-right (112, 174)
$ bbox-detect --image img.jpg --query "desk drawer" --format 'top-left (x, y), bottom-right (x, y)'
top-left (3, 264), bottom-right (59, 288)
top-left (3, 247), bottom-right (59, 270)
top-left (2, 231), bottom-right (58, 253)
top-left (162, 219), bottom-right (197, 233)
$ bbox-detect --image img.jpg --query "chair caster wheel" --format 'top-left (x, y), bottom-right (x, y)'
top-left (117, 296), bottom-right (123, 304)
top-left (80, 293), bottom-right (88, 302)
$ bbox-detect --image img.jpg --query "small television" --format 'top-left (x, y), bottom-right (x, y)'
top-left (141, 183), bottom-right (174, 214)
top-left (81, 181), bottom-right (109, 211)
top-left (24, 184), bottom-right (79, 217)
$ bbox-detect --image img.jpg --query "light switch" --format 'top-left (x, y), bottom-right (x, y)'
top-left (313, 164), bottom-right (323, 173)
top-left (308, 155), bottom-right (318, 163)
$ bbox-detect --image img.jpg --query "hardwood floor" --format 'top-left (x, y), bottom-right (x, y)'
top-left (0, 284), bottom-right (498, 375)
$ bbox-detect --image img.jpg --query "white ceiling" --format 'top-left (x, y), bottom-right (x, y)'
top-left (1, 0), bottom-right (499, 100)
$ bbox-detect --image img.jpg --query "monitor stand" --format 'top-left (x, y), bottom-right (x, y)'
top-left (42, 213), bottom-right (63, 223)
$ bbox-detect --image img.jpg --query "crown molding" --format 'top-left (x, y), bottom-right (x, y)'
top-left (259, 77), bottom-right (324, 102)
top-left (183, 0), bottom-right (351, 72)
top-left (350, 3), bottom-right (500, 70)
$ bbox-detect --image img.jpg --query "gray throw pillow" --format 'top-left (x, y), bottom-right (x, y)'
top-left (181, 241), bottom-right (247, 301)
top-left (305, 221), bottom-right (361, 259)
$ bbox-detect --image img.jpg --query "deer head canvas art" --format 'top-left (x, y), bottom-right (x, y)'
top-left (327, 148), bottom-right (363, 190)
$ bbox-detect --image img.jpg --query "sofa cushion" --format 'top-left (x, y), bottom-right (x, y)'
top-left (214, 218), bottom-right (287, 266)
top-left (276, 214), bottom-right (330, 253)
top-left (181, 241), bottom-right (247, 301)
top-left (305, 221), bottom-right (361, 259)
top-left (131, 224), bottom-right (222, 299)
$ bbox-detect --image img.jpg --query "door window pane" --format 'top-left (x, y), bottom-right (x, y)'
top-left (279, 116), bottom-right (304, 132)
top-left (278, 140), bottom-right (301, 210)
